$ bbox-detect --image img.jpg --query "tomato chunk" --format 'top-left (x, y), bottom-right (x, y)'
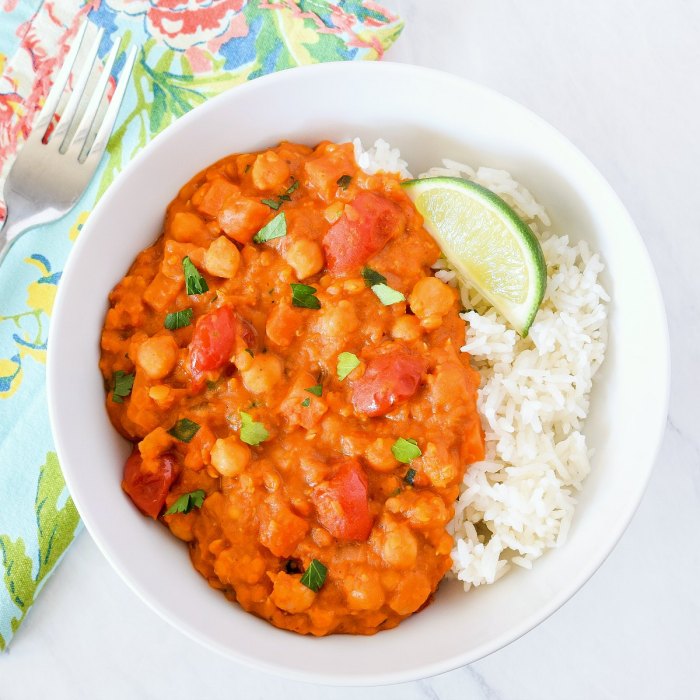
top-left (188, 306), bottom-right (237, 377)
top-left (351, 350), bottom-right (424, 417)
top-left (322, 192), bottom-right (405, 273)
top-left (312, 459), bottom-right (373, 541)
top-left (122, 447), bottom-right (177, 519)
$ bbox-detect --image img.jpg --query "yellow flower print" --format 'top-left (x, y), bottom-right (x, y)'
top-left (69, 211), bottom-right (90, 242)
top-left (26, 282), bottom-right (57, 317)
top-left (0, 356), bottom-right (22, 398)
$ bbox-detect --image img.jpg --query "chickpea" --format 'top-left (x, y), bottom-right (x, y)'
top-left (391, 314), bottom-right (422, 342)
top-left (204, 236), bottom-right (241, 279)
top-left (365, 438), bottom-right (398, 472)
top-left (408, 277), bottom-right (455, 321)
top-left (251, 151), bottom-right (290, 191)
top-left (388, 572), bottom-right (431, 616)
top-left (381, 525), bottom-right (418, 569)
top-left (240, 353), bottom-right (284, 394)
top-left (315, 300), bottom-right (359, 337)
top-left (136, 334), bottom-right (178, 379)
top-left (271, 572), bottom-right (316, 613)
top-left (210, 436), bottom-right (250, 477)
top-left (284, 238), bottom-right (324, 279)
top-left (386, 491), bottom-right (448, 528)
top-left (343, 568), bottom-right (385, 611)
top-left (418, 442), bottom-right (458, 488)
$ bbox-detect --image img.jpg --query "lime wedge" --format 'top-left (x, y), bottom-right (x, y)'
top-left (402, 177), bottom-right (546, 336)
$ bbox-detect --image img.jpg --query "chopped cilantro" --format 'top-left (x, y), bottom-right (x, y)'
top-left (164, 308), bottom-right (193, 330)
top-left (253, 212), bottom-right (287, 243)
top-left (371, 283), bottom-right (405, 306)
top-left (291, 283), bottom-right (321, 309)
top-left (361, 266), bottom-right (387, 287)
top-left (301, 397), bottom-right (311, 407)
top-left (165, 489), bottom-right (206, 515)
top-left (239, 411), bottom-right (269, 446)
top-left (261, 198), bottom-right (281, 210)
top-left (261, 181), bottom-right (299, 210)
top-left (336, 352), bottom-right (360, 380)
top-left (392, 437), bottom-right (422, 464)
top-left (404, 468), bottom-right (417, 486)
top-left (305, 384), bottom-right (323, 397)
top-left (182, 256), bottom-right (209, 295)
top-left (300, 559), bottom-right (328, 592)
top-left (168, 418), bottom-right (200, 443)
top-left (112, 370), bottom-right (134, 404)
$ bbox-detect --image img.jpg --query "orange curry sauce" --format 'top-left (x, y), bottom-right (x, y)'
top-left (100, 141), bottom-right (484, 635)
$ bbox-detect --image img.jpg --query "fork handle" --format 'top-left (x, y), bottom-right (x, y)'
top-left (0, 211), bottom-right (20, 268)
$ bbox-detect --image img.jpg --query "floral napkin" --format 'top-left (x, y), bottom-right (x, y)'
top-left (0, 0), bottom-right (402, 650)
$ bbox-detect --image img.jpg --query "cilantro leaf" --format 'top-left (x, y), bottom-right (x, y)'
top-left (168, 418), bottom-right (200, 443)
top-left (261, 198), bottom-right (281, 210)
top-left (336, 175), bottom-right (352, 190)
top-left (286, 180), bottom-right (300, 195)
top-left (112, 370), bottom-right (134, 404)
top-left (301, 397), bottom-right (311, 407)
top-left (361, 267), bottom-right (387, 287)
top-left (403, 468), bottom-right (417, 486)
top-left (336, 352), bottom-right (360, 380)
top-left (165, 489), bottom-right (206, 515)
top-left (300, 559), bottom-right (328, 592)
top-left (392, 437), bottom-right (422, 464)
top-left (305, 384), bottom-right (323, 397)
top-left (164, 308), bottom-right (193, 330)
top-left (291, 283), bottom-right (321, 309)
top-left (239, 411), bottom-right (269, 446)
top-left (183, 256), bottom-right (209, 295)
top-left (371, 283), bottom-right (405, 306)
top-left (253, 212), bottom-right (287, 243)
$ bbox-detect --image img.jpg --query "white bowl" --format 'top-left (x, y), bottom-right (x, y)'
top-left (47, 62), bottom-right (669, 685)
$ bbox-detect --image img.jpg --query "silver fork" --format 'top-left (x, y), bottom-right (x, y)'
top-left (0, 23), bottom-right (137, 267)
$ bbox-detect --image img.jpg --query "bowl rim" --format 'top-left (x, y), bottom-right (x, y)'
top-left (47, 60), bottom-right (670, 686)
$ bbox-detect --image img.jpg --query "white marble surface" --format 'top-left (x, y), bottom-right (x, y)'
top-left (3, 0), bottom-right (699, 697)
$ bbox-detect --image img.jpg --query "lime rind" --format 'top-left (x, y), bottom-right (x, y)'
top-left (402, 176), bottom-right (546, 336)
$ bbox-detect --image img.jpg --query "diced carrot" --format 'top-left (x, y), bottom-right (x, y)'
top-left (169, 211), bottom-right (211, 245)
top-left (142, 272), bottom-right (183, 312)
top-left (279, 371), bottom-right (328, 430)
top-left (195, 178), bottom-right (240, 217)
top-left (257, 498), bottom-right (309, 558)
top-left (218, 197), bottom-right (270, 244)
top-left (161, 241), bottom-right (205, 280)
top-left (265, 302), bottom-right (303, 347)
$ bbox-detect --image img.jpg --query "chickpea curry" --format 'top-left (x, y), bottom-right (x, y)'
top-left (100, 141), bottom-right (485, 636)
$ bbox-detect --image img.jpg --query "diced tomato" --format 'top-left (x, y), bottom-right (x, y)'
top-left (122, 447), bottom-right (177, 519)
top-left (351, 350), bottom-right (425, 417)
top-left (322, 191), bottom-right (405, 273)
top-left (188, 305), bottom-right (237, 377)
top-left (312, 458), bottom-right (373, 541)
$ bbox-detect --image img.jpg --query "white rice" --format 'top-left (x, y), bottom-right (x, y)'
top-left (354, 138), bottom-right (609, 589)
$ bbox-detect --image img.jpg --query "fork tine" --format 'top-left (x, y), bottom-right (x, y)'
top-left (50, 27), bottom-right (105, 148)
top-left (31, 22), bottom-right (89, 138)
top-left (68, 38), bottom-right (121, 160)
top-left (86, 45), bottom-right (137, 163)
